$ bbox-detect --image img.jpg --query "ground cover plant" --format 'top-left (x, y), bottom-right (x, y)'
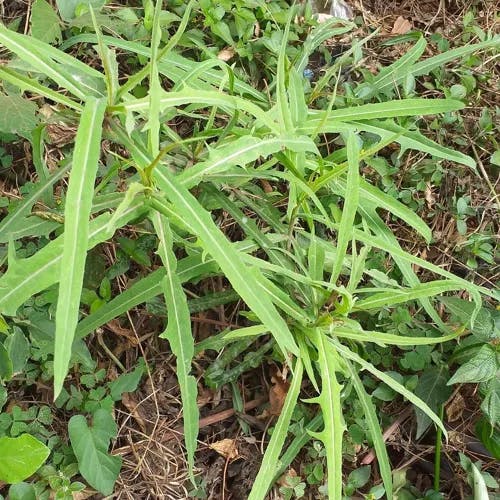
top-left (0, 0), bottom-right (498, 498)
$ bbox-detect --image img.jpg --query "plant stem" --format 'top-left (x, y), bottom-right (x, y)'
top-left (434, 404), bottom-right (444, 492)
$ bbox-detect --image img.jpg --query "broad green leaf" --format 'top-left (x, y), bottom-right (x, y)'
top-left (31, 0), bottom-right (62, 44)
top-left (332, 340), bottom-right (447, 436)
top-left (308, 328), bottom-right (345, 500)
top-left (4, 327), bottom-right (30, 374)
top-left (448, 345), bottom-right (497, 385)
top-left (150, 181), bottom-right (299, 358)
top-left (480, 378), bottom-right (499, 426)
top-left (346, 361), bottom-right (392, 499)
top-left (56, 0), bottom-right (105, 21)
top-left (0, 434), bottom-right (50, 483)
top-left (475, 417), bottom-right (500, 459)
top-left (0, 343), bottom-right (13, 381)
top-left (54, 98), bottom-right (107, 397)
top-left (152, 212), bottom-right (198, 481)
top-left (68, 409), bottom-right (122, 495)
top-left (440, 297), bottom-right (495, 341)
top-left (108, 359), bottom-right (146, 401)
top-left (0, 95), bottom-right (38, 135)
top-left (248, 359), bottom-right (303, 500)
top-left (414, 366), bottom-right (452, 438)
top-left (330, 131), bottom-right (359, 284)
top-left (8, 482), bottom-right (36, 500)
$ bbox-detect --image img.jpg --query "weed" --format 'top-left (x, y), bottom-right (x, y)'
top-left (0, 1), bottom-right (498, 498)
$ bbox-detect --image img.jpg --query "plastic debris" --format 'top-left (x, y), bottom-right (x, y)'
top-left (329, 0), bottom-right (353, 20)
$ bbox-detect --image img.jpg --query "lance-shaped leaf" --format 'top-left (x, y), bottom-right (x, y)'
top-left (152, 212), bottom-right (199, 480)
top-left (150, 174), bottom-right (299, 358)
top-left (53, 97), bottom-right (107, 398)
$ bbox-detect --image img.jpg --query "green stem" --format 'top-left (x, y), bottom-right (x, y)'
top-left (434, 404), bottom-right (444, 492)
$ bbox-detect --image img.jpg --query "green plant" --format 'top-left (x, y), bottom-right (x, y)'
top-left (0, 1), bottom-right (498, 498)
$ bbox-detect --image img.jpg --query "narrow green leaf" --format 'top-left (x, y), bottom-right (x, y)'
top-left (178, 135), bottom-right (318, 188)
top-left (0, 25), bottom-right (89, 100)
top-left (0, 67), bottom-right (82, 111)
top-left (332, 340), bottom-right (447, 437)
top-left (60, 33), bottom-right (265, 101)
top-left (150, 177), bottom-right (299, 358)
top-left (309, 328), bottom-right (345, 500)
top-left (152, 212), bottom-right (198, 481)
top-left (411, 37), bottom-right (499, 79)
top-left (331, 176), bottom-right (432, 243)
top-left (330, 131), bottom-right (360, 284)
top-left (305, 98), bottom-right (465, 126)
top-left (346, 361), bottom-right (393, 499)
top-left (354, 280), bottom-right (465, 311)
top-left (355, 37), bottom-right (426, 98)
top-left (53, 97), bottom-right (107, 398)
top-left (116, 87), bottom-right (277, 133)
top-left (0, 203), bottom-right (147, 315)
top-left (329, 325), bottom-right (460, 346)
top-left (248, 359), bottom-right (303, 500)
top-left (0, 164), bottom-right (70, 239)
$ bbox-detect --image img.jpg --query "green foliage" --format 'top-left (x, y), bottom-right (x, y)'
top-left (0, 95), bottom-right (39, 136)
top-left (0, 1), bottom-right (498, 498)
top-left (31, 0), bottom-right (62, 45)
top-left (0, 434), bottom-right (50, 483)
top-left (68, 409), bottom-right (122, 495)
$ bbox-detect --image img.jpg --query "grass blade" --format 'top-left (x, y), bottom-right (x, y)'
top-left (0, 164), bottom-right (70, 237)
top-left (305, 98), bottom-right (465, 126)
top-left (53, 98), bottom-right (107, 398)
